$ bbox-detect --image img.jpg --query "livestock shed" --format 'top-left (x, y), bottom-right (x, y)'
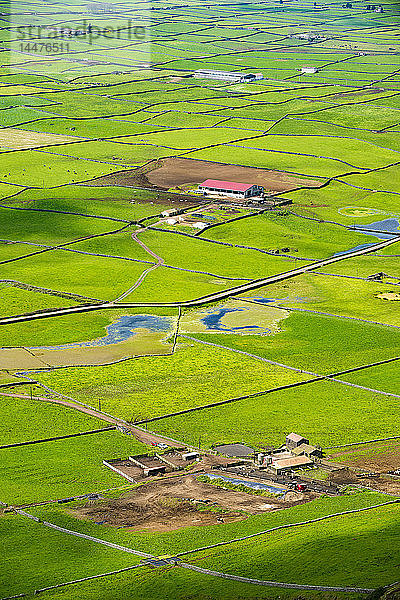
top-left (194, 70), bottom-right (263, 83)
top-left (291, 444), bottom-right (323, 459)
top-left (198, 179), bottom-right (264, 199)
top-left (269, 455), bottom-right (313, 475)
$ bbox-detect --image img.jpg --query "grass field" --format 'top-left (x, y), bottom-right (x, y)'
top-left (33, 341), bottom-right (311, 423)
top-left (0, 430), bottom-right (148, 505)
top-left (4, 491), bottom-right (391, 600)
top-left (0, 394), bottom-right (113, 445)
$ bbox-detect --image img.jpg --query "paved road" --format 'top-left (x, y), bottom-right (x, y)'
top-left (0, 234), bottom-right (398, 326)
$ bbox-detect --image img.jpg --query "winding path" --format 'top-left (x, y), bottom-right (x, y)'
top-left (113, 230), bottom-right (165, 302)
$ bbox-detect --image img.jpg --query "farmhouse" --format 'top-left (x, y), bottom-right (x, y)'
top-left (198, 179), bottom-right (264, 199)
top-left (286, 432), bottom-right (310, 451)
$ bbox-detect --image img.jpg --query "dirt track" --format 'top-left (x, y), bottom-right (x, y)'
top-left (71, 474), bottom-right (303, 533)
top-left (88, 157), bottom-right (321, 192)
top-left (0, 390), bottom-right (182, 448)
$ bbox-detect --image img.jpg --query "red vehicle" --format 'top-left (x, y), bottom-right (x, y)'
top-left (296, 483), bottom-right (307, 492)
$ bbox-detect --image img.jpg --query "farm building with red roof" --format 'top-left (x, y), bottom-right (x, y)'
top-left (198, 179), bottom-right (264, 199)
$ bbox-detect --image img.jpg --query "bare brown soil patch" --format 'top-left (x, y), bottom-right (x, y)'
top-left (328, 439), bottom-right (400, 472)
top-left (87, 157), bottom-right (321, 193)
top-left (328, 469), bottom-right (400, 495)
top-left (71, 474), bottom-right (307, 533)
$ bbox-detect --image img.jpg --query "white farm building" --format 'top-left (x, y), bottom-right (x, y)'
top-left (194, 70), bottom-right (263, 83)
top-left (301, 66), bottom-right (319, 74)
top-left (198, 179), bottom-right (264, 199)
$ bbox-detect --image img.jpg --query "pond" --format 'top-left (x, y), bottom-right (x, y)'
top-left (335, 218), bottom-right (400, 257)
top-left (203, 473), bottom-right (286, 495)
top-left (30, 314), bottom-right (173, 351)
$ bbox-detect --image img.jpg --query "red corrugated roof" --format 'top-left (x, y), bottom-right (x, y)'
top-left (200, 179), bottom-right (254, 192)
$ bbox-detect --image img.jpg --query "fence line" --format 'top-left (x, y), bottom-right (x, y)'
top-left (0, 426), bottom-right (115, 449)
top-left (173, 499), bottom-right (400, 558)
top-left (326, 436), bottom-right (400, 449)
top-left (180, 563), bottom-right (375, 594)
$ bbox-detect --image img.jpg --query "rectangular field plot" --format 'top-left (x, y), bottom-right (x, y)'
top-left (0, 248), bottom-right (147, 302)
top-left (2, 186), bottom-right (172, 222)
top-left (339, 360), bottom-right (400, 396)
top-left (0, 513), bottom-right (142, 599)
top-left (187, 311), bottom-right (400, 375)
top-left (152, 378), bottom-right (399, 449)
top-left (202, 212), bottom-right (382, 260)
top-left (0, 205), bottom-right (119, 245)
top-left (31, 490), bottom-right (391, 561)
top-left (248, 271), bottom-right (400, 327)
top-left (0, 430), bottom-right (148, 505)
top-left (189, 502), bottom-right (399, 590)
top-left (34, 342), bottom-right (312, 424)
top-left (0, 394), bottom-right (108, 445)
top-left (0, 286), bottom-right (77, 320)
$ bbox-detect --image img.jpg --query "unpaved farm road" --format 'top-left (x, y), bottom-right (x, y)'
top-left (0, 233), bottom-right (399, 325)
top-left (113, 230), bottom-right (165, 302)
top-left (0, 390), bottom-right (182, 448)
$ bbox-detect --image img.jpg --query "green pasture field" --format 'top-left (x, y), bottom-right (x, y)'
top-left (33, 341), bottom-right (311, 423)
top-left (201, 211), bottom-right (380, 259)
top-left (319, 251), bottom-right (400, 280)
top-left (0, 430), bottom-right (148, 505)
top-left (186, 501), bottom-right (399, 589)
top-left (186, 145), bottom-right (367, 178)
top-left (0, 513), bottom-right (142, 599)
top-left (134, 228), bottom-right (300, 280)
top-left (0, 204), bottom-right (120, 245)
top-left (284, 182), bottom-right (400, 224)
top-left (272, 118), bottom-right (400, 151)
top-left (0, 286), bottom-right (77, 320)
top-left (0, 304), bottom-right (175, 347)
top-left (227, 134), bottom-right (399, 170)
top-left (15, 492), bottom-right (394, 600)
top-left (184, 310), bottom-right (400, 375)
top-left (1, 186), bottom-right (173, 221)
top-left (338, 164), bottom-right (400, 195)
top-left (0, 148), bottom-right (125, 187)
top-left (17, 118), bottom-right (167, 138)
top-left (0, 245), bottom-right (148, 300)
top-left (0, 394), bottom-right (108, 445)
top-left (244, 271), bottom-right (400, 326)
top-left (17, 567), bottom-right (364, 600)
top-left (152, 377), bottom-right (398, 448)
top-left (340, 359), bottom-right (400, 395)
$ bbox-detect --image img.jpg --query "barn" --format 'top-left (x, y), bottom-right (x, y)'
top-left (198, 179), bottom-right (264, 199)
